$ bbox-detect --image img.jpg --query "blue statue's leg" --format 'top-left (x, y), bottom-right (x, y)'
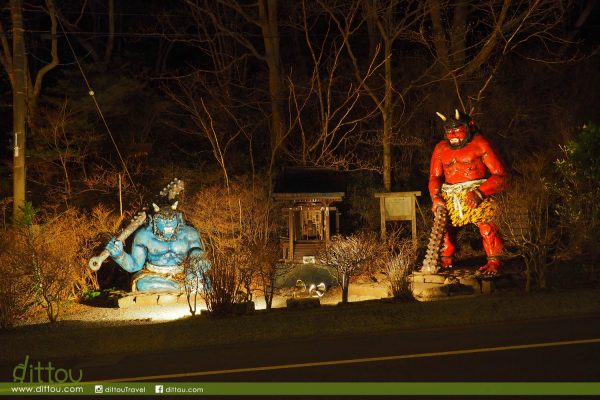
top-left (134, 275), bottom-right (182, 292)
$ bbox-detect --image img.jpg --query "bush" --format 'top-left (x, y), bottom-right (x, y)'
top-left (382, 231), bottom-right (416, 299)
top-left (318, 232), bottom-right (383, 303)
top-left (0, 231), bottom-right (36, 329)
top-left (200, 249), bottom-right (252, 316)
top-left (0, 205), bottom-right (119, 328)
top-left (551, 123), bottom-right (600, 275)
top-left (497, 154), bottom-right (558, 291)
top-left (185, 180), bottom-right (282, 315)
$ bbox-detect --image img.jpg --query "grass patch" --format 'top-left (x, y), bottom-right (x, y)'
top-left (1, 286), bottom-right (599, 365)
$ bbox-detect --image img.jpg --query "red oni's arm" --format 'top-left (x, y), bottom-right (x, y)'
top-left (477, 136), bottom-right (508, 196)
top-left (428, 143), bottom-right (445, 201)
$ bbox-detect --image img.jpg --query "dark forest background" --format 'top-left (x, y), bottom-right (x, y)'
top-left (0, 1), bottom-right (599, 322)
top-left (1, 1), bottom-right (598, 207)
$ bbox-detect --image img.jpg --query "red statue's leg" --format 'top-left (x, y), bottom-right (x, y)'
top-left (440, 225), bottom-right (457, 269)
top-left (477, 222), bottom-right (503, 274)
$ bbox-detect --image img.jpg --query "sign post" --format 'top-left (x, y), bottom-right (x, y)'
top-left (374, 191), bottom-right (421, 246)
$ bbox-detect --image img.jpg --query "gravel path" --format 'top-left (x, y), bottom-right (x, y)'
top-left (15, 302), bottom-right (200, 330)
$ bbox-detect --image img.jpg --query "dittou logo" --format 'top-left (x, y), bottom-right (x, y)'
top-left (12, 355), bottom-right (83, 383)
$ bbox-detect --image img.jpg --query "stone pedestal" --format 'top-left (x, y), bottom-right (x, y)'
top-left (410, 269), bottom-right (519, 301)
top-left (107, 291), bottom-right (203, 308)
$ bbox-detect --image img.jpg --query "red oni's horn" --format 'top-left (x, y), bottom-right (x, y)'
top-left (436, 112), bottom-right (447, 121)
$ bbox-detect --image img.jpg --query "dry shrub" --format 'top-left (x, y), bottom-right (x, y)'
top-left (0, 230), bottom-right (36, 329)
top-left (318, 232), bottom-right (384, 303)
top-left (185, 181), bottom-right (281, 314)
top-left (252, 240), bottom-right (290, 311)
top-left (201, 249), bottom-right (253, 316)
top-left (0, 198), bottom-right (12, 230)
top-left (382, 230), bottom-right (416, 299)
top-left (496, 154), bottom-right (558, 291)
top-left (0, 205), bottom-right (122, 327)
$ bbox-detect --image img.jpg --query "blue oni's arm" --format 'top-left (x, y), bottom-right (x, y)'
top-left (105, 230), bottom-right (148, 273)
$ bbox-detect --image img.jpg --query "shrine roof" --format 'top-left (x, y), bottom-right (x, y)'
top-left (272, 167), bottom-right (346, 200)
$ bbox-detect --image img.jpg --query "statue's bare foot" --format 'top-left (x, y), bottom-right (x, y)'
top-left (477, 259), bottom-right (501, 276)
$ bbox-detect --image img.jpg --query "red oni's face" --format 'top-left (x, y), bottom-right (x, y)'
top-left (444, 125), bottom-right (468, 147)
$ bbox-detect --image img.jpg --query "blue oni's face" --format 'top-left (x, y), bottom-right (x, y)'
top-left (154, 213), bottom-right (179, 238)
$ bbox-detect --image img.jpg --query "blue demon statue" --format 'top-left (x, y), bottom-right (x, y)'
top-left (105, 199), bottom-right (209, 292)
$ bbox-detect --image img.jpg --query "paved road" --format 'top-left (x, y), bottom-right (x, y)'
top-left (67, 313), bottom-right (600, 382)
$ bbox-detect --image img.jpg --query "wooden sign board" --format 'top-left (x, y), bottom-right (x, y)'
top-left (374, 191), bottom-right (421, 243)
top-left (384, 196), bottom-right (413, 219)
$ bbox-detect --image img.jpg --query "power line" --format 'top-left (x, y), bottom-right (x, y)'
top-left (56, 17), bottom-right (136, 189)
top-left (19, 7), bottom-right (193, 18)
top-left (5, 29), bottom-right (211, 39)
top-left (27, 48), bottom-right (93, 66)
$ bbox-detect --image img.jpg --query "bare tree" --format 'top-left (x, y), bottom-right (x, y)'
top-left (425, 0), bottom-right (573, 112)
top-left (295, 1), bottom-right (430, 188)
top-left (182, 0), bottom-right (286, 171)
top-left (317, 232), bottom-right (383, 303)
top-left (30, 98), bottom-right (100, 203)
top-left (52, 0), bottom-right (118, 67)
top-left (238, 183), bottom-right (288, 311)
top-left (342, 0), bottom-right (425, 189)
top-left (283, 1), bottom-right (382, 171)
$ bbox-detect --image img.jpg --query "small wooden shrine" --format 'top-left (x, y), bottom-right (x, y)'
top-left (272, 167), bottom-right (346, 263)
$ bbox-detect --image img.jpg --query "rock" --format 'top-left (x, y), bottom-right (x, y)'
top-left (157, 294), bottom-right (179, 305)
top-left (286, 298), bottom-right (321, 310)
top-left (459, 277), bottom-right (480, 292)
top-left (410, 272), bottom-right (426, 283)
top-left (422, 274), bottom-right (447, 284)
top-left (443, 276), bottom-right (459, 285)
top-left (133, 294), bottom-right (160, 306)
top-left (413, 282), bottom-right (475, 301)
top-left (481, 280), bottom-right (494, 294)
top-left (113, 291), bottom-right (190, 308)
top-left (232, 301), bottom-right (255, 315)
top-left (117, 295), bottom-right (136, 308)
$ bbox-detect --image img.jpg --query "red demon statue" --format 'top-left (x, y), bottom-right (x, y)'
top-left (429, 109), bottom-right (508, 274)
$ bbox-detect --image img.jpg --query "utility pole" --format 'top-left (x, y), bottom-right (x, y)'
top-left (11, 0), bottom-right (27, 223)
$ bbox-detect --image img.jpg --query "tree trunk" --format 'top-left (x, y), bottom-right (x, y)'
top-left (265, 283), bottom-right (273, 311)
top-left (11, 0), bottom-right (26, 223)
top-left (382, 40), bottom-right (393, 191)
top-left (258, 0), bottom-right (285, 163)
top-left (104, 0), bottom-right (115, 64)
top-left (341, 273), bottom-right (349, 303)
top-left (26, 0), bottom-right (58, 135)
top-left (450, 0), bottom-right (468, 69)
top-left (364, 0), bottom-right (379, 61)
